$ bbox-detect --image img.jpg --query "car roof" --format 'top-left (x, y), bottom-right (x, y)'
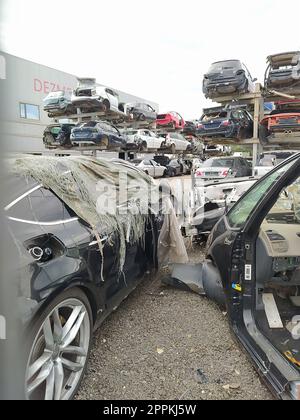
top-left (212, 59), bottom-right (241, 65)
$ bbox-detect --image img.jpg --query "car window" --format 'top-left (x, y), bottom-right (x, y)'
top-left (7, 186), bottom-right (75, 223)
top-left (228, 159), bottom-right (297, 228)
top-left (143, 160), bottom-right (151, 166)
top-left (203, 158), bottom-right (234, 168)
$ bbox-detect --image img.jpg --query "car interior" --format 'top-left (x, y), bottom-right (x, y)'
top-left (256, 176), bottom-right (300, 372)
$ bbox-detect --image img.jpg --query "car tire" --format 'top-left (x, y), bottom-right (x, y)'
top-left (103, 100), bottom-right (110, 113)
top-left (24, 287), bottom-right (93, 400)
top-left (140, 142), bottom-right (148, 153)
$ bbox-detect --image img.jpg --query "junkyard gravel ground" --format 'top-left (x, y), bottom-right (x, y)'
top-left (77, 240), bottom-right (273, 401)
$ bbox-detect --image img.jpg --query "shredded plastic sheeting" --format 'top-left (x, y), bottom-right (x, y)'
top-left (9, 155), bottom-right (188, 274)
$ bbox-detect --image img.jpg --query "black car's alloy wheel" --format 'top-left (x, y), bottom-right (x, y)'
top-left (25, 288), bottom-right (92, 400)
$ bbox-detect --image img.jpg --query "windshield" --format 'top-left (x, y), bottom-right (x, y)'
top-left (126, 130), bottom-right (138, 135)
top-left (208, 61), bottom-right (241, 73)
top-left (202, 158), bottom-right (234, 168)
top-left (44, 91), bottom-right (64, 100)
top-left (201, 111), bottom-right (228, 122)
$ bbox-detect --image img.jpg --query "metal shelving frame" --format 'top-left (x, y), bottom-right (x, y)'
top-left (204, 83), bottom-right (300, 168)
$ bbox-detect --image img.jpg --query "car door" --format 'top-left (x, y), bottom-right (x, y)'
top-left (141, 130), bottom-right (152, 149)
top-left (147, 131), bottom-right (159, 149)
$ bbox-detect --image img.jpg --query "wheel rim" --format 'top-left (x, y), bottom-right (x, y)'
top-left (25, 298), bottom-right (90, 401)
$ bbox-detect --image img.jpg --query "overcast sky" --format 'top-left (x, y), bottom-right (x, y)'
top-left (1, 0), bottom-right (300, 119)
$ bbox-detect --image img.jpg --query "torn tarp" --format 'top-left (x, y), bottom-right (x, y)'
top-left (8, 155), bottom-right (187, 273)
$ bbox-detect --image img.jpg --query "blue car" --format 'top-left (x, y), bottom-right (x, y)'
top-left (197, 106), bottom-right (253, 141)
top-left (71, 121), bottom-right (126, 149)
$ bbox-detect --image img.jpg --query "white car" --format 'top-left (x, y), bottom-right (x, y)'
top-left (163, 133), bottom-right (192, 153)
top-left (125, 129), bottom-right (165, 152)
top-left (133, 159), bottom-right (167, 178)
top-left (254, 150), bottom-right (298, 177)
top-left (72, 78), bottom-right (120, 113)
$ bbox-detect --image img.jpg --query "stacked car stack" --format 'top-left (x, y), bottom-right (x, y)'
top-left (198, 52), bottom-right (300, 147)
top-left (43, 78), bottom-right (203, 156)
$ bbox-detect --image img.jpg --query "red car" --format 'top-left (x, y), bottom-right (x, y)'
top-left (260, 111), bottom-right (300, 144)
top-left (156, 111), bottom-right (185, 130)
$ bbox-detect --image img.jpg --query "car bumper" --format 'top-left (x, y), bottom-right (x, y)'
top-left (198, 126), bottom-right (236, 138)
top-left (122, 143), bottom-right (139, 151)
top-left (204, 78), bottom-right (246, 96)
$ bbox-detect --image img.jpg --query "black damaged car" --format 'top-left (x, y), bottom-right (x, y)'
top-left (4, 156), bottom-right (163, 400)
top-left (169, 153), bottom-right (300, 400)
top-left (203, 60), bottom-right (256, 99)
top-left (265, 51), bottom-right (300, 94)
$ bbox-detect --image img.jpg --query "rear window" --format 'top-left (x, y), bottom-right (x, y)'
top-left (201, 112), bottom-right (228, 122)
top-left (203, 158), bottom-right (234, 168)
top-left (82, 122), bottom-right (97, 128)
top-left (209, 61), bottom-right (241, 73)
top-left (5, 177), bottom-right (75, 223)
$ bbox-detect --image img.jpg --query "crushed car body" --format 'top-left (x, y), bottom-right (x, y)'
top-left (43, 91), bottom-right (76, 117)
top-left (265, 51), bottom-right (300, 94)
top-left (260, 111), bottom-right (300, 145)
top-left (4, 155), bottom-right (187, 400)
top-left (203, 60), bottom-right (256, 99)
top-left (165, 153), bottom-right (300, 400)
top-left (197, 106), bottom-right (253, 141)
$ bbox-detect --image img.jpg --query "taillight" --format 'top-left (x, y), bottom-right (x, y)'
top-left (221, 120), bottom-right (231, 127)
top-left (198, 124), bottom-right (204, 129)
top-left (221, 169), bottom-right (229, 177)
top-left (196, 170), bottom-right (204, 177)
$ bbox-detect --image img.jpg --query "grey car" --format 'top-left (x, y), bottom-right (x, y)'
top-left (43, 91), bottom-right (76, 117)
top-left (203, 60), bottom-right (256, 99)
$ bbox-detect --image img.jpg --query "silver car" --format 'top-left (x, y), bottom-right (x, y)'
top-left (133, 159), bottom-right (167, 178)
